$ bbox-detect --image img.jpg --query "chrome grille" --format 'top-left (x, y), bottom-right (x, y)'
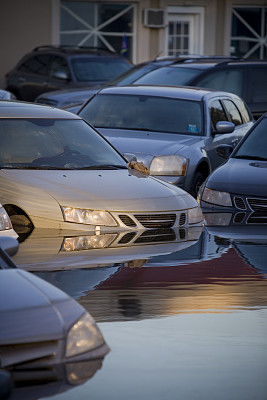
top-left (119, 215), bottom-right (137, 227)
top-left (135, 228), bottom-right (176, 243)
top-left (118, 232), bottom-right (137, 244)
top-left (247, 198), bottom-right (267, 212)
top-left (234, 197), bottom-right (246, 210)
top-left (134, 213), bottom-right (176, 228)
top-left (179, 213), bottom-right (186, 226)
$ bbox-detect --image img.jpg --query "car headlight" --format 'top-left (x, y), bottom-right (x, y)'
top-left (188, 206), bottom-right (204, 224)
top-left (62, 233), bottom-right (117, 251)
top-left (201, 188), bottom-right (232, 207)
top-left (61, 207), bottom-right (117, 226)
top-left (66, 313), bottom-right (105, 358)
top-left (0, 207), bottom-right (12, 230)
top-left (150, 155), bottom-right (187, 176)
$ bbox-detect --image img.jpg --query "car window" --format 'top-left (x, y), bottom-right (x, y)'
top-left (223, 99), bottom-right (243, 126)
top-left (18, 55), bottom-right (51, 76)
top-left (248, 67), bottom-right (267, 104)
top-left (135, 66), bottom-right (204, 85)
top-left (195, 69), bottom-right (243, 97)
top-left (233, 97), bottom-right (251, 123)
top-left (49, 56), bottom-right (70, 78)
top-left (234, 118), bottom-right (267, 159)
top-left (209, 100), bottom-right (228, 129)
top-left (80, 94), bottom-right (203, 135)
top-left (70, 57), bottom-right (130, 82)
top-left (0, 119), bottom-right (125, 168)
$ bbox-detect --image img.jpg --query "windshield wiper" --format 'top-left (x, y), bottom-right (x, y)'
top-left (0, 165), bottom-right (74, 170)
top-left (78, 164), bottom-right (128, 170)
top-left (234, 155), bottom-right (267, 161)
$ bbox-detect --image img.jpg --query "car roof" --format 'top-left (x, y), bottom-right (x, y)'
top-left (0, 100), bottom-right (81, 119)
top-left (30, 45), bottom-right (123, 57)
top-left (95, 84), bottom-right (232, 101)
top-left (169, 59), bottom-right (267, 70)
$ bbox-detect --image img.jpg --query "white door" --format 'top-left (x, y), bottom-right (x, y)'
top-left (166, 7), bottom-right (204, 56)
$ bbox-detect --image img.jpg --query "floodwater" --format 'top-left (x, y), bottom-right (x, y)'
top-left (11, 222), bottom-right (267, 400)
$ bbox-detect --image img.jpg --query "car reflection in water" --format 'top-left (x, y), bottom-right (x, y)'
top-left (204, 211), bottom-right (267, 276)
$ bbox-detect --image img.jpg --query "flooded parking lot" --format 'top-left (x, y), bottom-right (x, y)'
top-left (11, 224), bottom-right (267, 400)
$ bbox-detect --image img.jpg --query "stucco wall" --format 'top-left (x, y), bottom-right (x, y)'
top-left (0, 0), bottom-right (52, 89)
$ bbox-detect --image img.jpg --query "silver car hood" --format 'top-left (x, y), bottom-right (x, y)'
top-left (0, 269), bottom-right (79, 344)
top-left (1, 169), bottom-right (196, 212)
top-left (98, 128), bottom-right (202, 162)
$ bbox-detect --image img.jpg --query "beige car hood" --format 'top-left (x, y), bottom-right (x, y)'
top-left (0, 169), bottom-right (197, 212)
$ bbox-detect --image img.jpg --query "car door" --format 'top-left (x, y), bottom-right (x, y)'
top-left (204, 97), bottom-right (251, 171)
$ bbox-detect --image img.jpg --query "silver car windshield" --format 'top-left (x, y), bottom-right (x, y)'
top-left (234, 118), bottom-right (267, 161)
top-left (80, 94), bottom-right (203, 135)
top-left (0, 119), bottom-right (126, 169)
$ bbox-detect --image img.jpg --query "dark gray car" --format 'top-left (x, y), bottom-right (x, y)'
top-left (78, 85), bottom-right (254, 197)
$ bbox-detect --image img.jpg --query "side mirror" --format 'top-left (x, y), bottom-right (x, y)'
top-left (123, 153), bottom-right (137, 163)
top-left (214, 121), bottom-right (235, 134)
top-left (216, 144), bottom-right (234, 159)
top-left (53, 71), bottom-right (69, 80)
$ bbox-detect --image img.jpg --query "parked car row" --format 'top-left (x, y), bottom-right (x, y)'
top-left (34, 56), bottom-right (267, 119)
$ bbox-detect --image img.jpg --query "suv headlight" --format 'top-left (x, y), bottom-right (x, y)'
top-left (66, 313), bottom-right (105, 358)
top-left (62, 207), bottom-right (117, 226)
top-left (150, 155), bottom-right (187, 176)
top-left (0, 207), bottom-right (12, 230)
top-left (201, 187), bottom-right (232, 207)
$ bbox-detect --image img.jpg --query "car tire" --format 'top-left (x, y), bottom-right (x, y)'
top-left (190, 171), bottom-right (206, 198)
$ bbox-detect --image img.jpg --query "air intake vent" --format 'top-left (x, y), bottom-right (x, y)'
top-left (247, 198), bottom-right (267, 212)
top-left (134, 213), bottom-right (176, 228)
top-left (119, 215), bottom-right (137, 227)
top-left (179, 213), bottom-right (186, 226)
top-left (118, 232), bottom-right (137, 244)
top-left (143, 8), bottom-right (166, 28)
top-left (234, 197), bottom-right (246, 210)
top-left (233, 212), bottom-right (246, 224)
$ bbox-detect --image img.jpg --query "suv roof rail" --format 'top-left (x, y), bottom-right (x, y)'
top-left (32, 45), bottom-right (116, 54)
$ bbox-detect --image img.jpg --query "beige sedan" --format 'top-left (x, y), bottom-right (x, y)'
top-left (0, 101), bottom-right (203, 235)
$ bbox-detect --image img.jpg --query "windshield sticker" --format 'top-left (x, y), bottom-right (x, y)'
top-left (188, 124), bottom-right (198, 133)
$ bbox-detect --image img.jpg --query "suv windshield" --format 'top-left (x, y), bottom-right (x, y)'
top-left (234, 118), bottom-right (267, 161)
top-left (135, 66), bottom-right (204, 85)
top-left (80, 94), bottom-right (203, 135)
top-left (71, 57), bottom-right (130, 82)
top-left (0, 119), bottom-right (126, 169)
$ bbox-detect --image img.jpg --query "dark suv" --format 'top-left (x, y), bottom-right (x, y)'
top-left (134, 58), bottom-right (267, 119)
top-left (5, 45), bottom-right (132, 101)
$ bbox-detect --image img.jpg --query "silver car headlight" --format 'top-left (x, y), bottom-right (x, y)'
top-left (66, 313), bottom-right (105, 358)
top-left (62, 207), bottom-right (117, 227)
top-left (188, 206), bottom-right (204, 225)
top-left (201, 187), bottom-right (232, 207)
top-left (0, 206), bottom-right (12, 230)
top-left (150, 155), bottom-right (187, 176)
top-left (62, 233), bottom-right (117, 251)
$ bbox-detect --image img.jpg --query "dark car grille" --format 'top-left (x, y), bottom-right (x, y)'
top-left (134, 228), bottom-right (177, 243)
top-left (247, 198), bottom-right (267, 212)
top-left (247, 212), bottom-right (267, 224)
top-left (134, 213), bottom-right (176, 228)
top-left (233, 197), bottom-right (246, 210)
